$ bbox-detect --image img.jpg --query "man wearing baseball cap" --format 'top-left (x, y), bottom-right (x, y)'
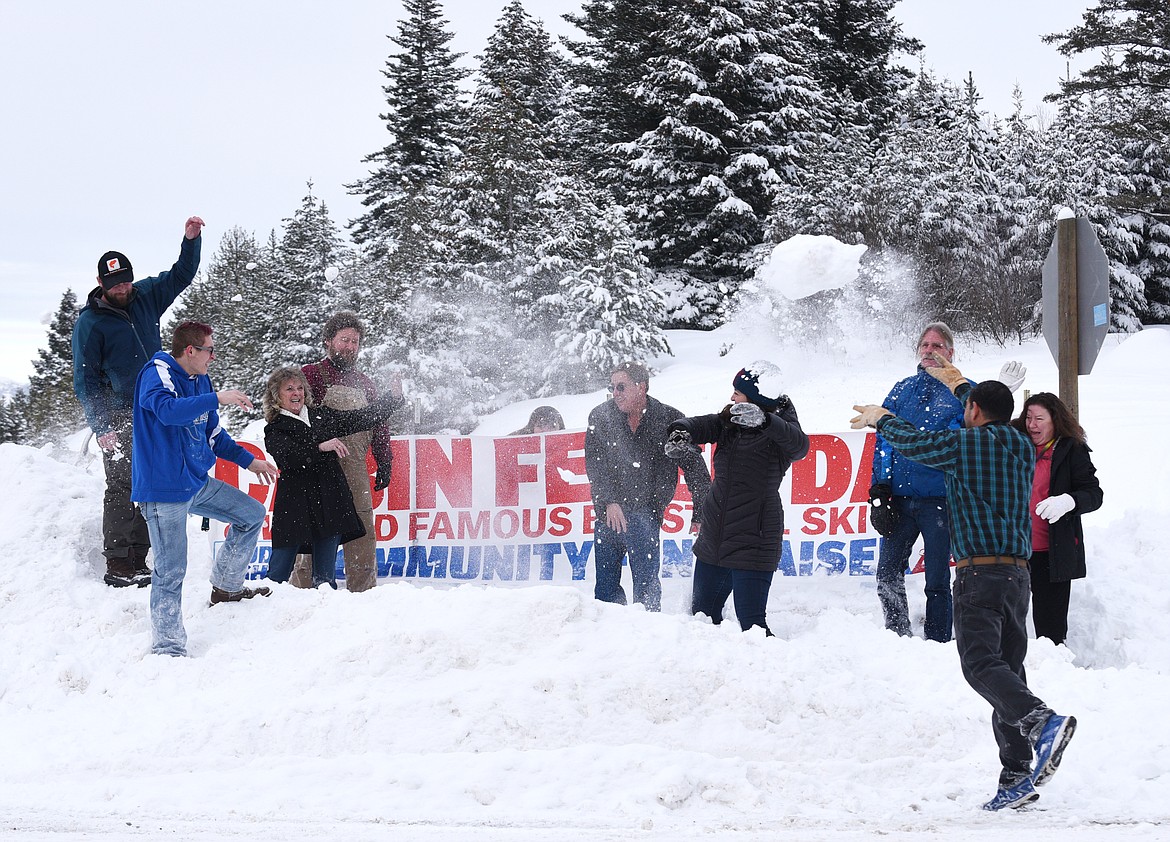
top-left (72, 216), bottom-right (205, 587)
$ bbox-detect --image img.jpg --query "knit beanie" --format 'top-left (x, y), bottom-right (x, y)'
top-left (732, 361), bottom-right (785, 410)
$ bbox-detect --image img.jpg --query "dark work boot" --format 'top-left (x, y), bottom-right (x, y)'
top-left (104, 558), bottom-right (151, 588)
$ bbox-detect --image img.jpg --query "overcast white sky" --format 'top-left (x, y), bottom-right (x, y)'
top-left (0, 0), bottom-right (1092, 385)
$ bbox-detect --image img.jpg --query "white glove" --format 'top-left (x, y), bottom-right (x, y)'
top-left (729, 402), bottom-right (766, 428)
top-left (1035, 493), bottom-right (1075, 523)
top-left (997, 361), bottom-right (1027, 393)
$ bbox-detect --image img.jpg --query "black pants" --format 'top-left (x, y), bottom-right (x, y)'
top-left (953, 563), bottom-right (1051, 780)
top-left (101, 416), bottom-right (150, 563)
top-left (1027, 551), bottom-right (1071, 645)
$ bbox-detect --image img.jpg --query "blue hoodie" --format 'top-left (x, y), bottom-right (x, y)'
top-left (131, 351), bottom-right (254, 503)
top-left (870, 368), bottom-right (969, 498)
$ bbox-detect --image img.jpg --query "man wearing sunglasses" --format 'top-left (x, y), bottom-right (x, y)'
top-left (72, 216), bottom-right (206, 588)
top-left (584, 362), bottom-right (710, 611)
top-left (132, 321), bottom-right (280, 657)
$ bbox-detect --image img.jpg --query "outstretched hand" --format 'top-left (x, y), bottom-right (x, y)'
top-left (185, 216), bottom-right (205, 239)
top-left (926, 352), bottom-right (967, 394)
top-left (249, 458), bottom-right (279, 484)
top-left (216, 389), bottom-right (254, 411)
top-left (850, 404), bottom-right (892, 430)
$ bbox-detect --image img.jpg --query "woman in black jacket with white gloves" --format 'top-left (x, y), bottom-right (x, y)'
top-left (262, 366), bottom-right (403, 589)
top-left (666, 362), bottom-right (809, 634)
top-left (1011, 392), bottom-right (1103, 644)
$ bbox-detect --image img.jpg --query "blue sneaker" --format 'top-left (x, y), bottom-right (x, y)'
top-left (982, 777), bottom-right (1039, 811)
top-left (1032, 713), bottom-right (1077, 786)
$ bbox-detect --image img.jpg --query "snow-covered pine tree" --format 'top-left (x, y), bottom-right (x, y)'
top-left (622, 0), bottom-right (829, 325)
top-left (1, 392), bottom-right (29, 445)
top-left (1112, 88), bottom-right (1170, 325)
top-left (400, 0), bottom-right (574, 430)
top-left (1039, 91), bottom-right (1146, 331)
top-left (168, 226), bottom-right (276, 415)
top-left (22, 290), bottom-right (84, 445)
top-left (795, 0), bottom-right (921, 134)
top-left (561, 0), bottom-right (676, 178)
top-left (989, 87), bottom-right (1047, 341)
top-left (547, 202), bottom-right (671, 392)
top-left (347, 0), bottom-right (466, 257)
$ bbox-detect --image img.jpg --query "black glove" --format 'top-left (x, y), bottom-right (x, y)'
top-left (774, 395), bottom-right (791, 415)
top-left (664, 427), bottom-right (695, 459)
top-left (868, 483), bottom-right (899, 537)
top-left (374, 463), bottom-right (392, 492)
top-left (729, 402), bottom-right (766, 428)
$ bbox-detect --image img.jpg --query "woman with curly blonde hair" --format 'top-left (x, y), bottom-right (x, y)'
top-left (262, 365), bottom-right (402, 588)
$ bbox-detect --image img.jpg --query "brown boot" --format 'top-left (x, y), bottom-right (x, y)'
top-left (209, 584), bottom-right (272, 606)
top-left (104, 558), bottom-right (151, 588)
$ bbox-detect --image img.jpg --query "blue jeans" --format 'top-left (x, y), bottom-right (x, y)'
top-left (953, 563), bottom-right (1052, 779)
top-left (141, 478), bottom-right (266, 657)
top-left (691, 559), bottom-right (774, 633)
top-left (876, 496), bottom-right (953, 641)
top-left (268, 535), bottom-right (341, 589)
top-left (593, 509), bottom-right (661, 611)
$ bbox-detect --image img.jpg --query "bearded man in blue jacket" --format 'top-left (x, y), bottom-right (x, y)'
top-left (72, 216), bottom-right (205, 587)
top-left (132, 321), bottom-right (279, 657)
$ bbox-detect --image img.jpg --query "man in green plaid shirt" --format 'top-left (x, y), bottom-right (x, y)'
top-left (852, 355), bottom-right (1077, 812)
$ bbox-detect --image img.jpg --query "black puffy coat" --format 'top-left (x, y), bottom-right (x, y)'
top-left (264, 398), bottom-right (397, 551)
top-left (1040, 437), bottom-right (1103, 582)
top-left (673, 403), bottom-right (809, 572)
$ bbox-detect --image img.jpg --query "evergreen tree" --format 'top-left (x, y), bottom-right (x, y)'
top-left (1044, 0), bottom-right (1170, 136)
top-left (990, 87), bottom-right (1047, 340)
top-left (348, 0), bottom-right (466, 255)
top-left (622, 0), bottom-right (829, 323)
top-left (267, 183), bottom-right (353, 362)
top-left (169, 226), bottom-right (276, 416)
top-left (2, 391), bottom-right (30, 445)
top-left (547, 203), bottom-right (671, 391)
top-left (1039, 92), bottom-right (1146, 331)
top-left (561, 0), bottom-right (676, 176)
top-left (795, 0), bottom-right (921, 132)
top-left (22, 290), bottom-right (85, 444)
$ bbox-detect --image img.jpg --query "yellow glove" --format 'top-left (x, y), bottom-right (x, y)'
top-left (926, 352), bottom-right (967, 394)
top-left (850, 404), bottom-right (892, 429)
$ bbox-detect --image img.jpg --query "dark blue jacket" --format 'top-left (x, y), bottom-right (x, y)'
top-left (131, 352), bottom-right (254, 503)
top-left (871, 368), bottom-right (969, 498)
top-left (72, 235), bottom-right (201, 434)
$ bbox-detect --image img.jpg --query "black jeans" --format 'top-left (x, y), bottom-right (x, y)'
top-left (1027, 551), bottom-right (1071, 645)
top-left (953, 563), bottom-right (1051, 779)
top-left (101, 416), bottom-right (150, 563)
top-left (690, 559), bottom-right (774, 634)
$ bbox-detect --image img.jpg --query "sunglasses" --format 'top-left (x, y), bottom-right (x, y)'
top-left (192, 344), bottom-right (216, 357)
top-left (607, 383), bottom-right (629, 394)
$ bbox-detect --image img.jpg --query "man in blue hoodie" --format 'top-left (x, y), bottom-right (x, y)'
top-left (132, 321), bottom-right (279, 657)
top-left (73, 217), bottom-right (205, 587)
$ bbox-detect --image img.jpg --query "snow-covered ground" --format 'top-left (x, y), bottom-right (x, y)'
top-left (2, 301), bottom-right (1168, 839)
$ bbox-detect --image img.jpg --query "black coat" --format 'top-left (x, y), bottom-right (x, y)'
top-left (1040, 437), bottom-right (1103, 582)
top-left (673, 403), bottom-right (809, 572)
top-left (264, 399), bottom-right (397, 551)
top-left (584, 395), bottom-right (711, 523)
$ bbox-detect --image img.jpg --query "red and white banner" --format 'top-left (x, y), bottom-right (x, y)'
top-left (214, 429), bottom-right (897, 583)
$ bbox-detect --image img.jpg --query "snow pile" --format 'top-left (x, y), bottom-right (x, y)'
top-left (2, 320), bottom-right (1169, 839)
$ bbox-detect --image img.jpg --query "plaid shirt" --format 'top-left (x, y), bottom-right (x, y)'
top-left (875, 404), bottom-right (1035, 561)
